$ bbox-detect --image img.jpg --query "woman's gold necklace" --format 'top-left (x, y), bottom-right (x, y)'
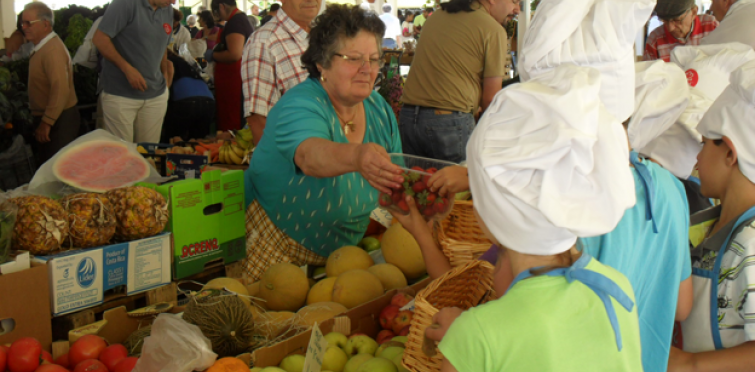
top-left (335, 107), bottom-right (359, 135)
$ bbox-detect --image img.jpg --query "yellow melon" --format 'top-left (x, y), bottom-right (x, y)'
top-left (256, 311), bottom-right (296, 339)
top-left (259, 263), bottom-right (309, 311)
top-left (295, 302), bottom-right (348, 327)
top-left (203, 277), bottom-right (250, 306)
top-left (325, 246), bottom-right (374, 278)
top-left (367, 264), bottom-right (408, 291)
top-left (307, 277), bottom-right (337, 305)
top-left (247, 281), bottom-right (260, 296)
top-left (332, 269), bottom-right (384, 309)
top-left (381, 223), bottom-right (427, 279)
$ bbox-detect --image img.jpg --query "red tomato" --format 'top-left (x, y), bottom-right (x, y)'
top-left (72, 359), bottom-right (108, 372)
top-left (0, 346), bottom-right (7, 372)
top-left (54, 354), bottom-right (70, 369)
top-left (112, 358), bottom-right (137, 372)
top-left (68, 336), bottom-right (107, 368)
top-left (41, 351), bottom-right (53, 364)
top-left (98, 345), bottom-right (127, 371)
top-left (8, 337), bottom-right (42, 372)
top-left (34, 365), bottom-right (70, 372)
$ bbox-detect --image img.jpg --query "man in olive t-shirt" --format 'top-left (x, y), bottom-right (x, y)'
top-left (399, 0), bottom-right (518, 163)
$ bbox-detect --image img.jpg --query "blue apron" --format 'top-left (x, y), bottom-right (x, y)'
top-left (506, 253), bottom-right (635, 351)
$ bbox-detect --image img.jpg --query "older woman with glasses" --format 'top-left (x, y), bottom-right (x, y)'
top-left (241, 4), bottom-right (404, 284)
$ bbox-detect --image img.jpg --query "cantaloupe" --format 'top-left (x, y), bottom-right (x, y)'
top-left (307, 277), bottom-right (337, 304)
top-left (367, 264), bottom-right (407, 291)
top-left (381, 223), bottom-right (427, 279)
top-left (259, 263), bottom-right (309, 311)
top-left (256, 311), bottom-right (296, 339)
top-left (296, 302), bottom-right (348, 327)
top-left (247, 281), bottom-right (260, 296)
top-left (332, 270), bottom-right (384, 309)
top-left (203, 277), bottom-right (249, 303)
top-left (326, 246), bottom-right (374, 278)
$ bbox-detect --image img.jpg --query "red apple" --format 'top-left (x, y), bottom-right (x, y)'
top-left (72, 359), bottom-right (108, 372)
top-left (98, 345), bottom-right (127, 371)
top-left (398, 326), bottom-right (411, 336)
top-left (392, 310), bottom-right (414, 334)
top-left (379, 305), bottom-right (400, 330)
top-left (376, 330), bottom-right (396, 345)
top-left (391, 293), bottom-right (413, 308)
top-left (112, 357), bottom-right (137, 372)
top-left (54, 354), bottom-right (70, 369)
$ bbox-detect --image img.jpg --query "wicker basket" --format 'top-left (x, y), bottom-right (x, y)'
top-left (437, 200), bottom-right (493, 267)
top-left (402, 260), bottom-right (495, 372)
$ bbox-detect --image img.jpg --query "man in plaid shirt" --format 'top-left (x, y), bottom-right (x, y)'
top-left (643, 0), bottom-right (718, 62)
top-left (241, 0), bottom-right (320, 146)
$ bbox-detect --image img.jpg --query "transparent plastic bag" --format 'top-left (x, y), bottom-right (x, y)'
top-left (133, 313), bottom-right (218, 372)
top-left (0, 201), bottom-right (18, 264)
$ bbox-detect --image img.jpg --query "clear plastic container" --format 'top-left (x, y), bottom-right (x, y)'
top-left (379, 154), bottom-right (457, 221)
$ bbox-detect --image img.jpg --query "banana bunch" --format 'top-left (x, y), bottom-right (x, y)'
top-left (219, 141), bottom-right (247, 165)
top-left (234, 128), bottom-right (254, 150)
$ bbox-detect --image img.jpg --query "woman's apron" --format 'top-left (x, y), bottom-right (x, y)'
top-left (214, 9), bottom-right (244, 131)
top-left (680, 206), bottom-right (755, 352)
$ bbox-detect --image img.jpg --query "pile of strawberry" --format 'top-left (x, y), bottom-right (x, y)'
top-left (378, 166), bottom-right (451, 219)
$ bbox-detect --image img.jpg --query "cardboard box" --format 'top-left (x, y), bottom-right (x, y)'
top-left (34, 233), bottom-right (173, 316)
top-left (251, 278), bottom-right (431, 368)
top-left (156, 169), bottom-right (246, 279)
top-left (138, 143), bottom-right (210, 179)
top-left (0, 263), bottom-right (53, 351)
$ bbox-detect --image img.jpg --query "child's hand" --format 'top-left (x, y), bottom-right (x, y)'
top-left (427, 166), bottom-right (469, 197)
top-left (388, 195), bottom-right (433, 240)
top-left (425, 307), bottom-right (464, 342)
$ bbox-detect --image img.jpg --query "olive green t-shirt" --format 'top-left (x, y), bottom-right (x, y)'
top-left (401, 5), bottom-right (508, 113)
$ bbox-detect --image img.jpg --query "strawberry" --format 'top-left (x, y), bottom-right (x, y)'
top-left (422, 174), bottom-right (432, 184)
top-left (397, 199), bottom-right (410, 212)
top-left (411, 166), bottom-right (424, 172)
top-left (427, 167), bottom-right (438, 174)
top-left (426, 193), bottom-right (437, 203)
top-left (391, 191), bottom-right (404, 203)
top-left (435, 198), bottom-right (449, 213)
top-left (423, 207), bottom-right (435, 217)
top-left (379, 193), bottom-right (392, 206)
top-left (412, 181), bottom-right (427, 193)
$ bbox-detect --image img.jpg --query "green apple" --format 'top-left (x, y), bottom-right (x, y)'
top-left (374, 341), bottom-right (404, 357)
top-left (250, 368), bottom-right (264, 372)
top-left (279, 354), bottom-right (305, 372)
top-left (345, 335), bottom-right (379, 356)
top-left (344, 354), bottom-right (374, 372)
top-left (356, 357), bottom-right (398, 372)
top-left (325, 332), bottom-right (349, 350)
top-left (358, 237), bottom-right (381, 252)
top-left (261, 368), bottom-right (287, 372)
top-left (322, 346), bottom-right (349, 372)
top-left (378, 347), bottom-right (404, 363)
top-left (392, 354), bottom-right (409, 372)
top-left (390, 336), bottom-right (408, 345)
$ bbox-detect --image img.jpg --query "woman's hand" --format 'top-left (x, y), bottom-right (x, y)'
top-left (427, 166), bottom-right (469, 197)
top-left (425, 307), bottom-right (463, 342)
top-left (354, 143), bottom-right (403, 194)
top-left (388, 195), bottom-right (434, 241)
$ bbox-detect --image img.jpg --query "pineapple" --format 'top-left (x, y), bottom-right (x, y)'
top-left (61, 193), bottom-right (117, 248)
top-left (9, 196), bottom-right (69, 255)
top-left (106, 186), bottom-right (169, 241)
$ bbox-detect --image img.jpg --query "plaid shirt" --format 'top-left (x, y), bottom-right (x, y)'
top-left (241, 8), bottom-right (310, 117)
top-left (643, 14), bottom-right (718, 62)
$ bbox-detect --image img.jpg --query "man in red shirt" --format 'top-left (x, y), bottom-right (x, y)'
top-left (644, 0), bottom-right (718, 62)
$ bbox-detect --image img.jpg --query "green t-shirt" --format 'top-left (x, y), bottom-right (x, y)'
top-left (413, 14), bottom-right (426, 27)
top-left (245, 78), bottom-right (403, 257)
top-left (439, 257), bottom-right (643, 372)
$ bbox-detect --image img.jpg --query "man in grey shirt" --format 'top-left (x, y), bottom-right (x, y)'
top-left (93, 0), bottom-right (175, 143)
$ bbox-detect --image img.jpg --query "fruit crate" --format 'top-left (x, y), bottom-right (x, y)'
top-left (378, 154), bottom-right (456, 221)
top-left (138, 142), bottom-right (209, 180)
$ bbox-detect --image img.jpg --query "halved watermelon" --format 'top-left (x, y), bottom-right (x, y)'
top-left (53, 140), bottom-right (151, 192)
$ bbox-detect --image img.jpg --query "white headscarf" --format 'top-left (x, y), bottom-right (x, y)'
top-left (519, 0), bottom-right (655, 123)
top-left (698, 60), bottom-right (755, 184)
top-left (641, 43), bottom-right (755, 179)
top-left (467, 64), bottom-right (636, 256)
top-left (628, 61), bottom-right (690, 152)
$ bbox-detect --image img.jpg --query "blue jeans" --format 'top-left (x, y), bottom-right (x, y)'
top-left (398, 105), bottom-right (475, 163)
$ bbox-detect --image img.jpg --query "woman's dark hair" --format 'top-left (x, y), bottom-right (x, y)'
top-left (173, 8), bottom-right (184, 22)
top-left (301, 4), bottom-right (386, 79)
top-left (404, 10), bottom-right (414, 17)
top-left (211, 0), bottom-right (236, 14)
top-left (440, 0), bottom-right (474, 13)
top-left (199, 10), bottom-right (216, 29)
top-left (270, 3), bottom-right (280, 12)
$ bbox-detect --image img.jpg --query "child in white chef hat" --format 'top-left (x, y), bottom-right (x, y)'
top-left (393, 63), bottom-right (642, 371)
top-left (669, 60), bottom-right (755, 371)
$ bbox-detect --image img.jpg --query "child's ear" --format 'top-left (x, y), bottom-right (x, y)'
top-left (722, 136), bottom-right (738, 167)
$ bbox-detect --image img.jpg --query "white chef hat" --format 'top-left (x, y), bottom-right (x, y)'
top-left (467, 64), bottom-right (636, 256)
top-left (627, 61), bottom-right (690, 152)
top-left (637, 43), bottom-right (755, 179)
top-left (698, 60), bottom-right (755, 184)
top-left (519, 0), bottom-right (655, 123)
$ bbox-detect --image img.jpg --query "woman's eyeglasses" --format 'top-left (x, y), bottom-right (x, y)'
top-left (21, 19), bottom-right (43, 28)
top-left (333, 53), bottom-right (385, 69)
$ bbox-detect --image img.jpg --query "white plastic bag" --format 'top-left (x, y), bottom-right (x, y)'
top-left (72, 17), bottom-right (103, 69)
top-left (188, 39), bottom-right (207, 60)
top-left (133, 314), bottom-right (218, 372)
top-left (179, 44), bottom-right (200, 70)
top-left (27, 129), bottom-right (169, 197)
